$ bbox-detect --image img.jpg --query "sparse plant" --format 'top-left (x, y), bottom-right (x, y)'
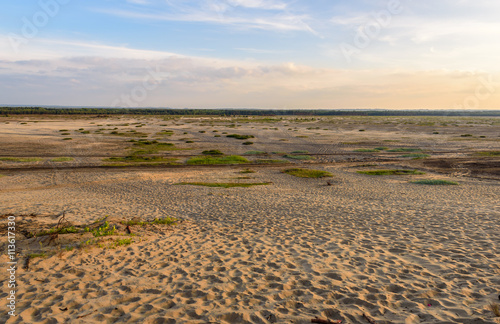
top-left (176, 182), bottom-right (271, 188)
top-left (202, 150), bottom-right (223, 155)
top-left (92, 221), bottom-right (116, 237)
top-left (186, 155), bottom-right (249, 165)
top-left (357, 169), bottom-right (425, 176)
top-left (283, 168), bottom-right (333, 178)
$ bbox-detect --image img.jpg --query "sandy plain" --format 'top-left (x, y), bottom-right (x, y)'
top-left (0, 115), bottom-right (499, 323)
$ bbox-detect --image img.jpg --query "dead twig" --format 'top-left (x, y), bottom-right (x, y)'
top-left (363, 313), bottom-right (377, 324)
top-left (77, 310), bottom-right (97, 319)
top-left (56, 211), bottom-right (67, 228)
top-left (311, 317), bottom-right (342, 324)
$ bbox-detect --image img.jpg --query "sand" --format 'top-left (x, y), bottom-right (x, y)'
top-left (0, 115), bottom-right (499, 323)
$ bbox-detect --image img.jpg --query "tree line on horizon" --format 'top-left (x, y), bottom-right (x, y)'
top-left (0, 107), bottom-right (499, 117)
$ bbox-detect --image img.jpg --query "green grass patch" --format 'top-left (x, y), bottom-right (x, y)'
top-left (357, 169), bottom-right (425, 176)
top-left (202, 150), bottom-right (223, 155)
top-left (186, 155), bottom-right (249, 165)
top-left (239, 169), bottom-right (255, 174)
top-left (242, 141), bottom-right (254, 145)
top-left (291, 150), bottom-right (309, 154)
top-left (62, 138), bottom-right (72, 140)
top-left (283, 154), bottom-right (314, 160)
top-left (243, 151), bottom-right (266, 155)
top-left (92, 221), bottom-right (116, 237)
top-left (283, 168), bottom-right (332, 178)
top-left (50, 157), bottom-right (74, 162)
top-left (226, 134), bottom-right (255, 140)
top-left (401, 154), bottom-right (431, 159)
top-left (374, 147), bottom-right (388, 151)
top-left (176, 182), bottom-right (271, 188)
top-left (475, 151), bottom-right (500, 156)
top-left (256, 159), bottom-right (287, 164)
top-left (411, 179), bottom-right (458, 185)
top-left (0, 157), bottom-right (42, 162)
top-left (122, 216), bottom-right (178, 226)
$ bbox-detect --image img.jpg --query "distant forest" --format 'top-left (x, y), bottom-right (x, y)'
top-left (1, 107), bottom-right (499, 117)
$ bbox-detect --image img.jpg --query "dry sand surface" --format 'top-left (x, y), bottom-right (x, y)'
top-left (0, 115), bottom-right (499, 323)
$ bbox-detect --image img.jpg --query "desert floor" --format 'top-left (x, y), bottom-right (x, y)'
top-left (0, 115), bottom-right (499, 323)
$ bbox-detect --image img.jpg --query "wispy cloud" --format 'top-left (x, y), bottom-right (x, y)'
top-left (93, 1), bottom-right (315, 33)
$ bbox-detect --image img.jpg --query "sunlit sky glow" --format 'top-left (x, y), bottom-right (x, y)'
top-left (1, 0), bottom-right (499, 109)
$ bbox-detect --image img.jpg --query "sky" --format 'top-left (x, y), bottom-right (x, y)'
top-left (0, 0), bottom-right (499, 109)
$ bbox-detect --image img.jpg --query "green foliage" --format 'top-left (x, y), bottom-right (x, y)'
top-left (357, 169), bottom-right (425, 175)
top-left (92, 221), bottom-right (116, 237)
top-left (242, 141), bottom-right (254, 145)
top-left (113, 238), bottom-right (133, 247)
top-left (0, 157), bottom-right (42, 162)
top-left (62, 138), bottom-right (72, 140)
top-left (202, 149), bottom-right (223, 155)
top-left (176, 182), bottom-right (271, 188)
top-left (461, 134), bottom-right (473, 137)
top-left (411, 179), bottom-right (458, 185)
top-left (291, 150), bottom-right (309, 154)
top-left (186, 155), bottom-right (249, 165)
top-left (243, 151), bottom-right (265, 155)
top-left (283, 154), bottom-right (314, 160)
top-left (226, 134), bottom-right (255, 140)
top-left (475, 151), bottom-right (500, 156)
top-left (283, 168), bottom-right (333, 178)
top-left (123, 217), bottom-right (178, 226)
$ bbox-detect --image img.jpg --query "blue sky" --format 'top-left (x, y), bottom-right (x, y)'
top-left (0, 0), bottom-right (499, 108)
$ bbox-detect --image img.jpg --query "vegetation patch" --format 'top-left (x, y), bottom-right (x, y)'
top-left (283, 168), bottom-right (332, 178)
top-left (156, 130), bottom-right (174, 136)
top-left (411, 179), bottom-right (458, 185)
top-left (176, 182), bottom-right (271, 188)
top-left (0, 157), bottom-right (42, 162)
top-left (242, 141), bottom-right (254, 145)
top-left (256, 159), bottom-right (287, 164)
top-left (357, 169), bottom-right (425, 176)
top-left (226, 134), bottom-right (255, 140)
top-left (283, 154), bottom-right (314, 160)
top-left (50, 157), bottom-right (74, 162)
top-left (291, 150), bottom-right (309, 154)
top-left (243, 151), bottom-right (266, 155)
top-left (122, 217), bottom-right (178, 226)
top-left (475, 151), bottom-right (500, 156)
top-left (239, 169), bottom-right (255, 173)
top-left (186, 155), bottom-right (249, 165)
top-left (62, 138), bottom-right (73, 140)
top-left (202, 149), bottom-right (223, 155)
top-left (36, 226), bottom-right (79, 237)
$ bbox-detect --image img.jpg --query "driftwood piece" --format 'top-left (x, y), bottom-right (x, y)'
top-left (363, 313), bottom-right (377, 324)
top-left (311, 317), bottom-right (342, 324)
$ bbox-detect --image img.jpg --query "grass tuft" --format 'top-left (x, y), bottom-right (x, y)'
top-left (202, 149), bottom-right (223, 155)
top-left (283, 154), bottom-right (314, 160)
top-left (186, 155), bottom-right (249, 165)
top-left (386, 148), bottom-right (422, 152)
top-left (401, 153), bottom-right (431, 159)
top-left (0, 157), bottom-right (42, 162)
top-left (226, 134), bottom-right (255, 140)
top-left (283, 168), bottom-right (333, 178)
top-left (357, 169), bottom-right (425, 176)
top-left (475, 151), bottom-right (500, 156)
top-left (243, 151), bottom-right (265, 155)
